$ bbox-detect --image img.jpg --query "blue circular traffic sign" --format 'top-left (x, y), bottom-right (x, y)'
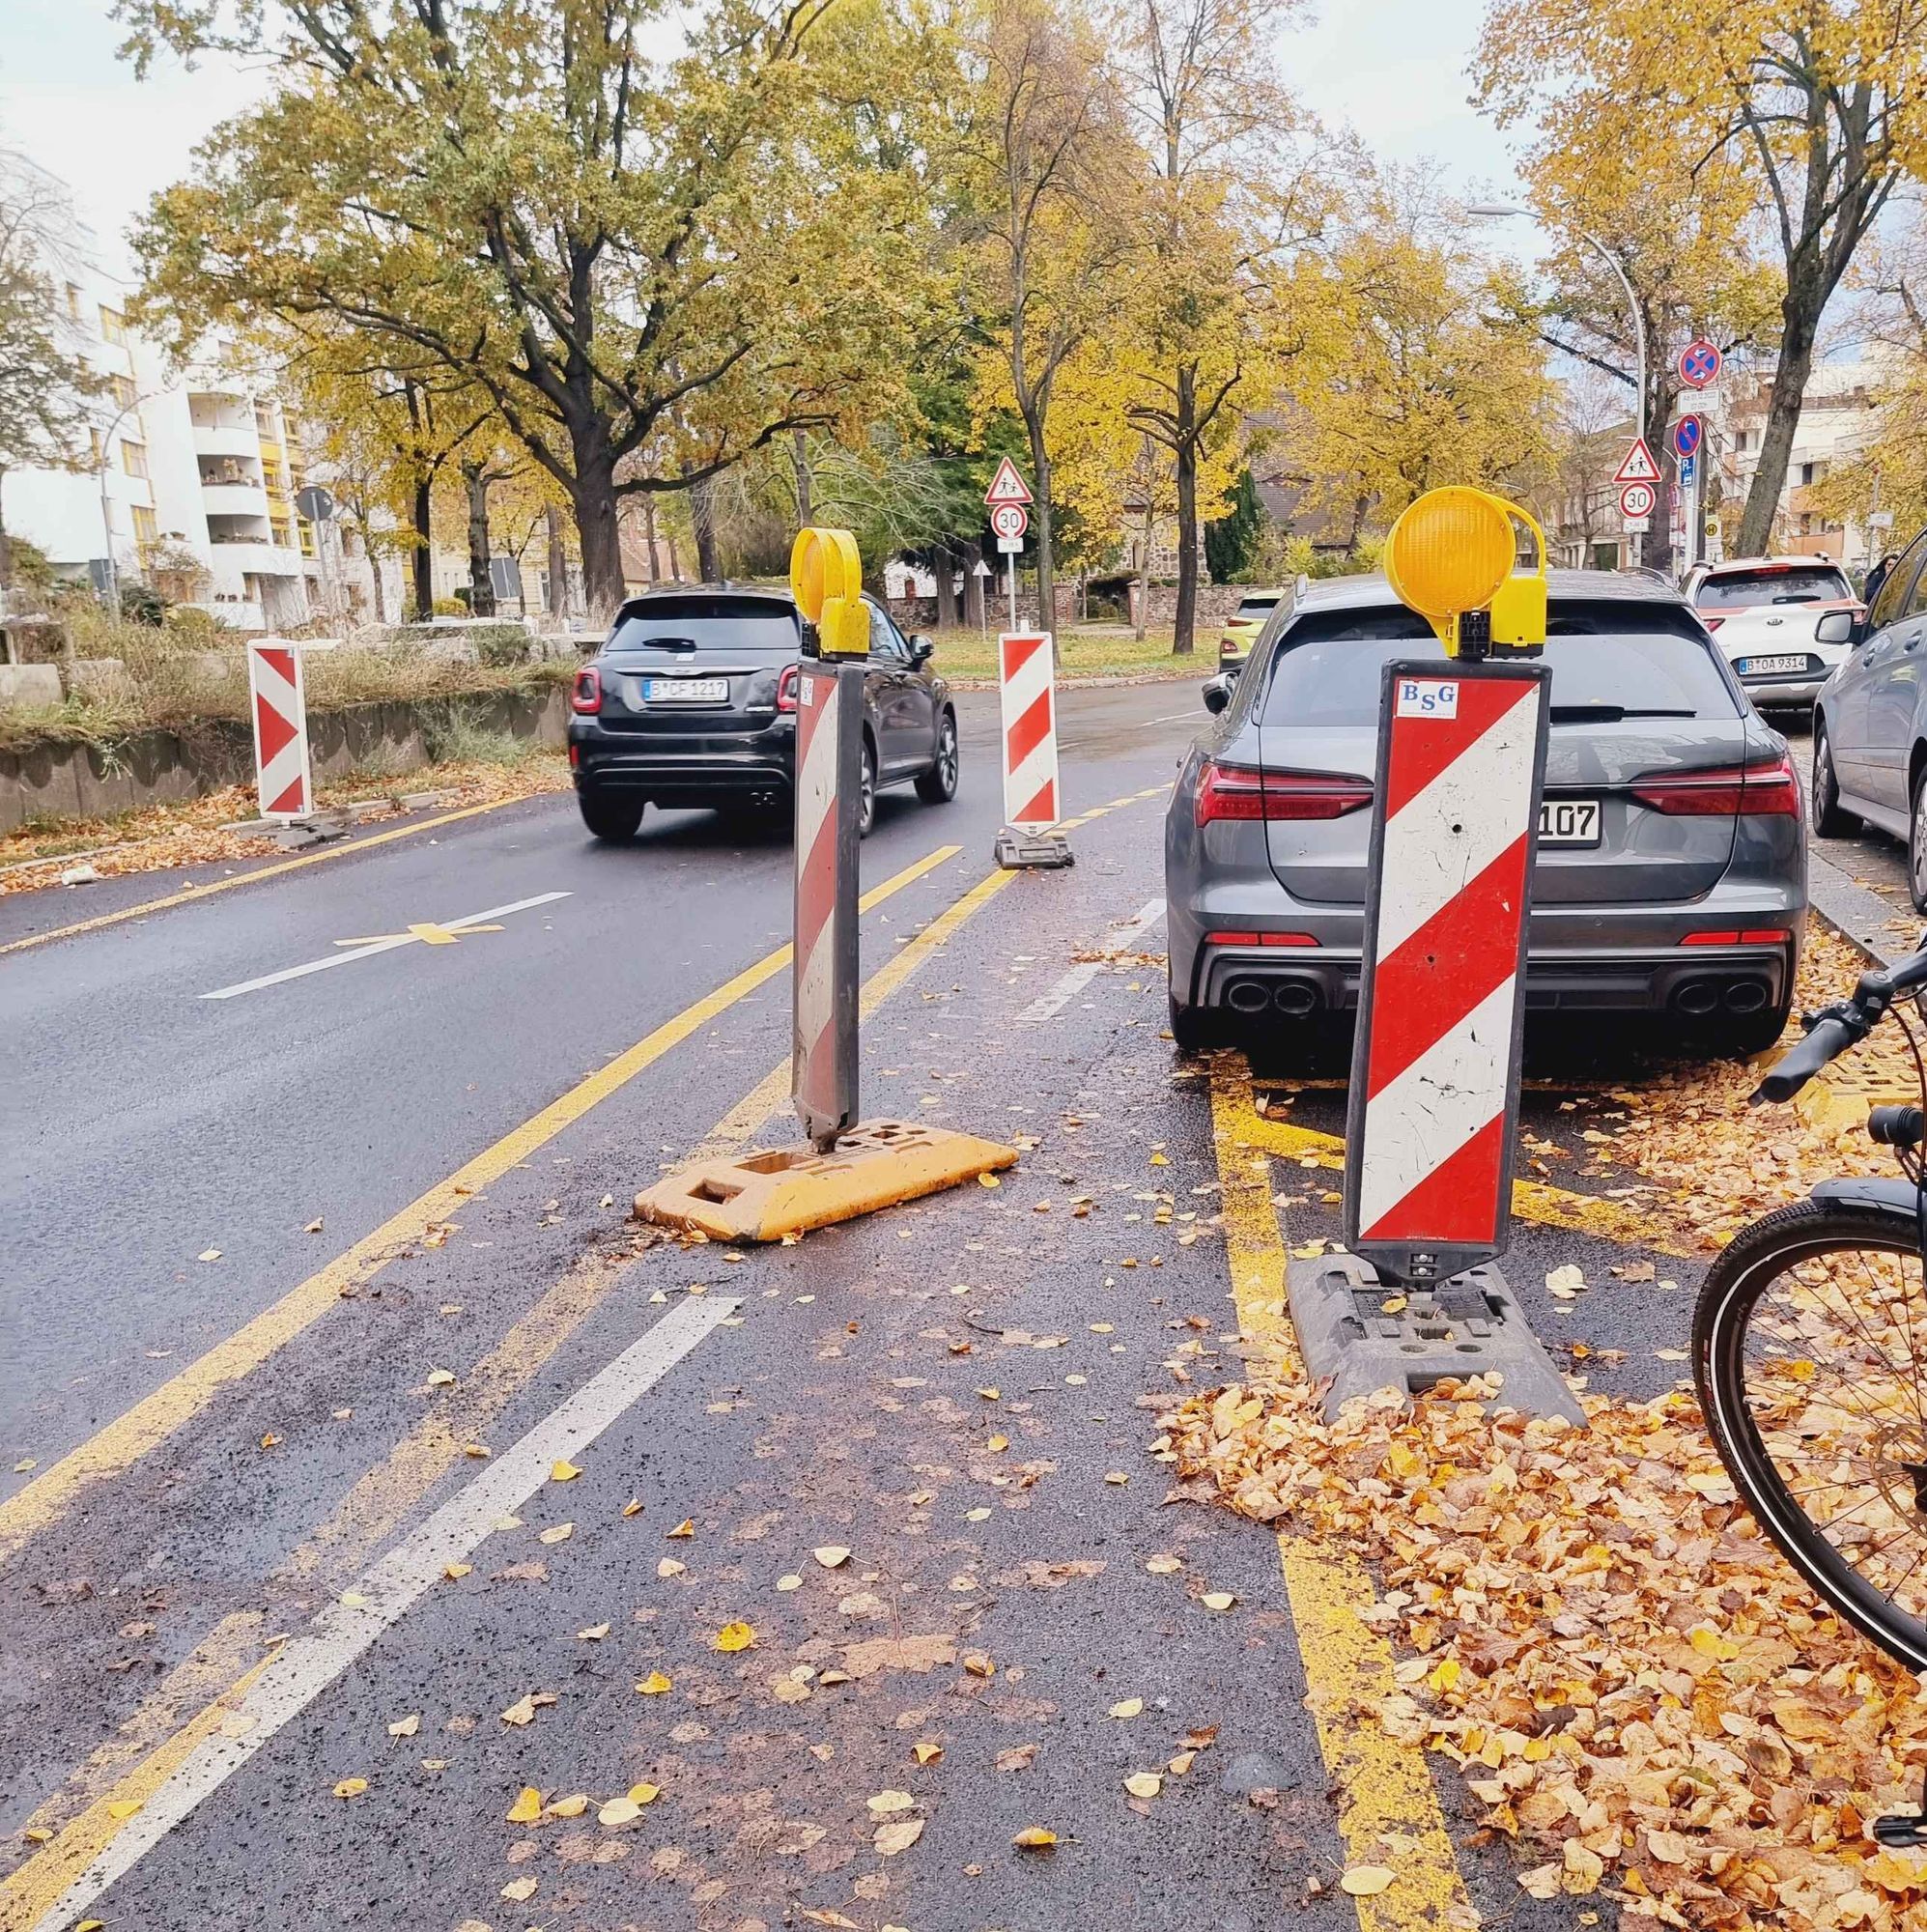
top-left (1672, 414), bottom-right (1703, 459)
top-left (1678, 338), bottom-right (1722, 388)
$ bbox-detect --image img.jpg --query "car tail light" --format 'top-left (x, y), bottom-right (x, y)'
top-left (572, 668), bottom-right (602, 715)
top-left (1196, 760), bottom-right (1372, 824)
top-left (568, 742), bottom-right (580, 768)
top-left (1203, 930), bottom-right (1320, 948)
top-left (1630, 752), bottom-right (1799, 817)
top-left (777, 664), bottom-right (800, 713)
top-left (1681, 928), bottom-right (1792, 946)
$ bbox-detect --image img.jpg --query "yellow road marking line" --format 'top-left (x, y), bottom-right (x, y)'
top-left (1215, 1081), bottom-right (1687, 1256)
top-left (1206, 1056), bottom-right (1476, 1932)
top-left (0, 796), bottom-right (534, 958)
top-left (0, 836), bottom-right (1069, 1919)
top-left (0, 841), bottom-right (961, 1568)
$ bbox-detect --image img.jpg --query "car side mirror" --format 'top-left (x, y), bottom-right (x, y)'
top-left (1816, 611), bottom-right (1858, 645)
top-left (908, 635), bottom-right (934, 666)
top-left (1202, 675), bottom-right (1232, 715)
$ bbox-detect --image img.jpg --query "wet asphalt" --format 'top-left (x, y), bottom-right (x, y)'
top-left (0, 670), bottom-right (1754, 1930)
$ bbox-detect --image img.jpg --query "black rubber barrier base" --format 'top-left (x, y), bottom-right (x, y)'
top-left (994, 828), bottom-right (1074, 869)
top-left (1287, 1251), bottom-right (1587, 1426)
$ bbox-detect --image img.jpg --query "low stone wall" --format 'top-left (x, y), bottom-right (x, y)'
top-left (0, 687), bottom-right (568, 834)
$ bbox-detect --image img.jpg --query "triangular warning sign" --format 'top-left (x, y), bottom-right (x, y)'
top-left (984, 456), bottom-right (1034, 506)
top-left (1614, 437), bottom-right (1661, 485)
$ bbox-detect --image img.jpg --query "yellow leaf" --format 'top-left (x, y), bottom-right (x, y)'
top-left (550, 1459), bottom-right (581, 1482)
top-left (506, 1786), bottom-right (544, 1823)
top-left (813, 1546), bottom-right (852, 1568)
top-left (657, 1558), bottom-right (685, 1577)
top-left (1201, 1592), bottom-right (1234, 1611)
top-left (538, 1522), bottom-right (574, 1546)
top-left (777, 1574), bottom-right (804, 1592)
top-left (577, 1622), bottom-right (609, 1640)
top-left (1124, 1772), bottom-right (1162, 1798)
top-left (1013, 1827), bottom-right (1058, 1849)
top-left (386, 1714), bottom-right (419, 1738)
top-left (1146, 1554), bottom-right (1182, 1575)
top-left (966, 1507), bottom-right (992, 1522)
top-left (622, 1497), bottom-right (644, 1517)
top-left (627, 1782), bottom-right (662, 1804)
top-left (425, 1368), bottom-right (456, 1387)
top-left (548, 1793), bottom-right (588, 1819)
top-left (1109, 1697), bottom-right (1144, 1719)
top-left (913, 1742), bottom-right (943, 1765)
top-left (636, 1672), bottom-right (672, 1695)
top-left (867, 1790), bottom-right (917, 1814)
top-left (714, 1621), bottom-right (756, 1652)
top-left (443, 1562), bottom-right (471, 1580)
top-left (22, 1829), bottom-right (51, 1844)
top-left (1688, 1626), bottom-right (1741, 1662)
top-left (1429, 1658), bottom-right (1461, 1693)
top-left (667, 1519), bottom-right (694, 1538)
top-left (1149, 1151), bottom-right (1169, 1165)
top-left (107, 1799), bottom-right (144, 1820)
top-left (962, 1652), bottom-right (994, 1677)
top-left (500, 1695), bottom-right (538, 1726)
top-left (463, 1443), bottom-right (491, 1460)
top-left (874, 1817), bottom-right (925, 1856)
top-left (500, 1876), bottom-right (537, 1902)
top-left (977, 1386), bottom-right (1001, 1401)
top-left (597, 1797), bottom-right (642, 1826)
top-left (1168, 1751), bottom-right (1196, 1776)
top-left (978, 1171), bottom-right (1001, 1187)
top-left (1341, 1866), bottom-right (1396, 1897)
top-left (987, 1434), bottom-right (1010, 1453)
top-left (330, 1778), bottom-right (368, 1801)
top-left (260, 1432), bottom-right (280, 1450)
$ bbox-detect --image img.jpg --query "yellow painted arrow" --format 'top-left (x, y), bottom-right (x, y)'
top-left (333, 923), bottom-right (503, 949)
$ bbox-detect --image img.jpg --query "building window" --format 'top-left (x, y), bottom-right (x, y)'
top-left (111, 373), bottom-right (136, 411)
top-left (254, 400), bottom-right (278, 436)
top-left (1735, 430), bottom-right (1747, 452)
top-left (122, 440), bottom-right (149, 480)
top-left (270, 519), bottom-right (294, 550)
top-left (298, 520), bottom-right (317, 558)
top-left (66, 283), bottom-right (81, 320)
top-left (99, 305), bottom-right (127, 344)
top-left (131, 505), bottom-right (158, 546)
top-left (89, 428), bottom-right (102, 464)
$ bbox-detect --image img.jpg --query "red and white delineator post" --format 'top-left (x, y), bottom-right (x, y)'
top-left (1343, 660), bottom-right (1550, 1286)
top-left (791, 655), bottom-right (864, 1147)
top-left (246, 640), bottom-right (314, 820)
top-left (993, 630), bottom-right (1072, 869)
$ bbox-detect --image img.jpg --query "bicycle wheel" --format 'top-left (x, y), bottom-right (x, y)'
top-left (1695, 1198), bottom-right (1927, 1670)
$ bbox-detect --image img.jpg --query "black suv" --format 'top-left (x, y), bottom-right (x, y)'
top-left (567, 586), bottom-right (961, 840)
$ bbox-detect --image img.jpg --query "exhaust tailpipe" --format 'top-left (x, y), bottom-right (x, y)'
top-left (1273, 980), bottom-right (1319, 1016)
top-left (1226, 980), bottom-right (1271, 1014)
top-left (1674, 979), bottom-right (1720, 1017)
top-left (1725, 979), bottom-right (1769, 1014)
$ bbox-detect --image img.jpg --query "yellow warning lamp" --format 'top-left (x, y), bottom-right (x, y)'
top-left (790, 526), bottom-right (869, 657)
top-left (1385, 486), bottom-right (1548, 658)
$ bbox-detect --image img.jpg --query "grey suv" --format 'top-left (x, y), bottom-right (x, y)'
top-left (1165, 571), bottom-right (1807, 1056)
top-left (1809, 526), bottom-right (1927, 907)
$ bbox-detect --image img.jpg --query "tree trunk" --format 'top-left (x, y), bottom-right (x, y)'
top-left (1134, 503), bottom-right (1152, 641)
top-left (668, 536), bottom-right (682, 582)
top-left (367, 530), bottom-right (386, 625)
top-left (1171, 369), bottom-right (1200, 655)
top-left (570, 435), bottom-right (624, 611)
top-left (791, 430), bottom-right (812, 526)
top-left (545, 504), bottom-right (570, 622)
top-left (933, 548), bottom-right (957, 629)
top-left (960, 539), bottom-right (984, 628)
top-left (1021, 412), bottom-right (1056, 637)
top-left (642, 495), bottom-right (660, 583)
top-left (1739, 291), bottom-right (1821, 558)
top-left (685, 469), bottom-right (720, 582)
top-left (411, 478), bottom-right (433, 620)
top-left (462, 461), bottom-right (496, 616)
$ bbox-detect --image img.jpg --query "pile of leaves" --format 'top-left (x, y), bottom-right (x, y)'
top-left (1598, 924), bottom-right (1927, 1250)
top-left (0, 756), bottom-right (569, 895)
top-left (1164, 1373), bottom-right (1927, 1929)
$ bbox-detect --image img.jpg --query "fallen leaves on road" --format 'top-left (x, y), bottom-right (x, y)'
top-left (550, 1459), bottom-right (581, 1482)
top-left (1167, 1370), bottom-right (1927, 1931)
top-left (813, 1545), bottom-right (852, 1568)
top-left (1123, 1772), bottom-right (1162, 1798)
top-left (386, 1713), bottom-right (418, 1738)
top-left (713, 1621), bottom-right (755, 1652)
top-left (498, 1692), bottom-right (556, 1727)
top-left (874, 1817), bottom-right (924, 1856)
top-left (331, 1777), bottom-right (367, 1800)
top-left (635, 1669), bottom-right (672, 1696)
top-left (1340, 1865), bottom-right (1396, 1896)
top-left (995, 1743), bottom-right (1039, 1772)
top-left (1012, 1826), bottom-right (1058, 1849)
top-left (506, 1786), bottom-right (544, 1823)
top-left (1108, 1697), bottom-right (1144, 1719)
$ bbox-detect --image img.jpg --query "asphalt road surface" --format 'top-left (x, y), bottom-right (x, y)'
top-left (0, 675), bottom-right (1755, 1932)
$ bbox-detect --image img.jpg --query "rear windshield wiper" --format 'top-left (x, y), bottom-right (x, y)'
top-left (1549, 705), bottom-right (1698, 723)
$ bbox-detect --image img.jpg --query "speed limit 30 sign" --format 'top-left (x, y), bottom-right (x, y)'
top-left (1620, 480), bottom-right (1657, 521)
top-left (991, 502), bottom-right (1028, 542)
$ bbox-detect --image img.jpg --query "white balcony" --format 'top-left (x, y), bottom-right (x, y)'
top-left (200, 482), bottom-right (270, 519)
top-left (206, 539), bottom-right (305, 575)
top-left (187, 599), bottom-right (266, 632)
top-left (192, 423), bottom-right (260, 461)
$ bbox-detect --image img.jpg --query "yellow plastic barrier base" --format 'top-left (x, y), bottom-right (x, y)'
top-left (634, 1120), bottom-right (1017, 1243)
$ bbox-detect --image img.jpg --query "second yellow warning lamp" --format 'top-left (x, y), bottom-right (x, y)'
top-left (789, 526), bottom-right (870, 657)
top-left (1384, 486), bottom-right (1548, 659)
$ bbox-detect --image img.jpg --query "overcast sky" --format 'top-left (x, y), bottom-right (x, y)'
top-left (0, 0), bottom-right (1529, 278)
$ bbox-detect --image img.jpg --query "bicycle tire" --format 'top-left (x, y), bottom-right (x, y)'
top-left (1695, 1197), bottom-right (1927, 1671)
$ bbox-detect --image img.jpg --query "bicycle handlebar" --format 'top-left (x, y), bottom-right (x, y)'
top-left (1754, 1015), bottom-right (1859, 1103)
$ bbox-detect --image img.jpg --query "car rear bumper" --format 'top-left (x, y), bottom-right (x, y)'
top-left (1736, 674), bottom-right (1826, 707)
top-left (570, 720), bottom-right (795, 805)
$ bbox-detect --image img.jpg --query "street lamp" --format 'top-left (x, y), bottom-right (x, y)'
top-left (93, 389), bottom-right (153, 614)
top-left (1466, 204), bottom-right (1647, 455)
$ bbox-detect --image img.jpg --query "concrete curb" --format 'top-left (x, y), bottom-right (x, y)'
top-left (1807, 848), bottom-right (1908, 968)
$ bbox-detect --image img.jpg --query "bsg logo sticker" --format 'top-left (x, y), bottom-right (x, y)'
top-left (1395, 678), bottom-right (1459, 718)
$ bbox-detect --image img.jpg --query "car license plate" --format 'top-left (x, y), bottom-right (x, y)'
top-left (1539, 798), bottom-right (1601, 846)
top-left (641, 676), bottom-right (729, 702)
top-left (1738, 654), bottom-right (1806, 675)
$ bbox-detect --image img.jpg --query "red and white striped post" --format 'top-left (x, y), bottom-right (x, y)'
top-left (790, 526), bottom-right (867, 1149)
top-left (994, 630), bottom-right (1071, 868)
top-left (246, 639), bottom-right (314, 821)
top-left (1344, 660), bottom-right (1550, 1286)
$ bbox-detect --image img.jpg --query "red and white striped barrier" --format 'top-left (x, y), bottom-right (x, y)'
top-left (791, 661), bottom-right (861, 1146)
top-left (246, 640), bottom-right (313, 820)
top-left (998, 631), bottom-right (1060, 832)
top-left (1345, 662), bottom-right (1549, 1284)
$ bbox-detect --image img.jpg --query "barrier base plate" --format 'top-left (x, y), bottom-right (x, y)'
top-left (1287, 1251), bottom-right (1585, 1426)
top-left (635, 1120), bottom-right (1018, 1243)
top-left (994, 829), bottom-right (1074, 869)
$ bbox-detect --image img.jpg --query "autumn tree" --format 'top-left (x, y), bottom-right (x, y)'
top-left (122, 0), bottom-right (930, 607)
top-left (0, 148), bottom-right (105, 585)
top-left (1476, 0), bottom-right (1927, 557)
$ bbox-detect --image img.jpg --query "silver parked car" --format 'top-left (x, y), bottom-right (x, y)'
top-left (1809, 524), bottom-right (1927, 906)
top-left (1165, 571), bottom-right (1807, 1057)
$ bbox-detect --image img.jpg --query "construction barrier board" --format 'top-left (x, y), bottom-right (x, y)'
top-left (246, 640), bottom-right (314, 821)
top-left (998, 630), bottom-right (1061, 833)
